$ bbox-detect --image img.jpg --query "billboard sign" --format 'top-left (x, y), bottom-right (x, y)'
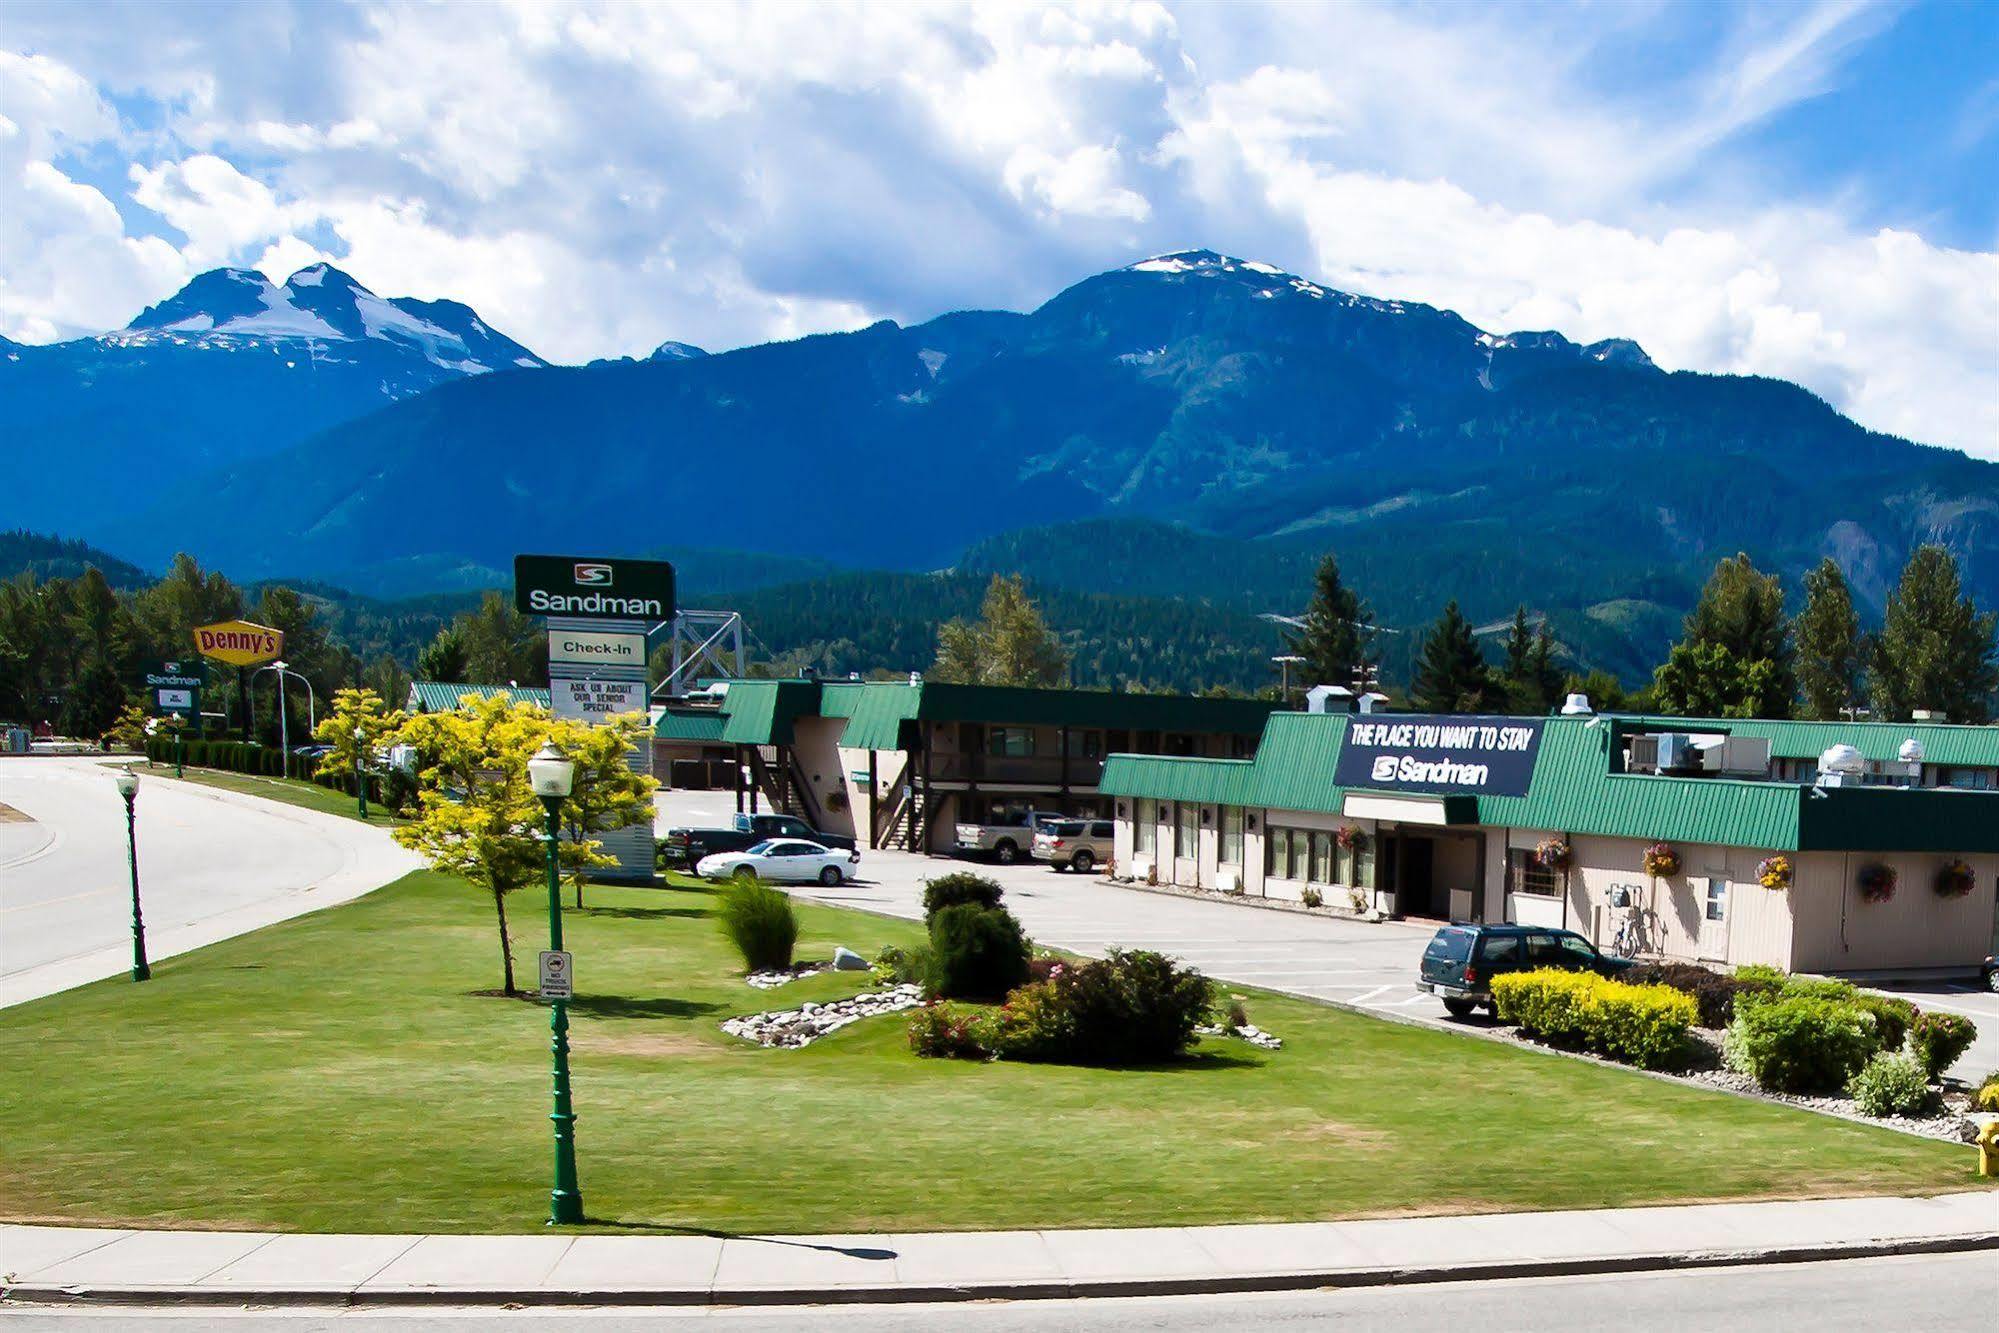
top-left (193, 620), bottom-right (284, 667)
top-left (514, 554), bottom-right (675, 622)
top-left (1333, 715), bottom-right (1545, 798)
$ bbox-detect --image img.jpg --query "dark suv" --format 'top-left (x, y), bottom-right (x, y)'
top-left (1418, 923), bottom-right (1631, 1018)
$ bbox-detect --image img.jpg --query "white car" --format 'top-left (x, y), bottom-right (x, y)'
top-left (695, 839), bottom-right (860, 886)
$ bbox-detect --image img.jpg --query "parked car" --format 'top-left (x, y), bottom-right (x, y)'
top-left (661, 812), bottom-right (856, 868)
top-left (1418, 923), bottom-right (1632, 1018)
top-left (1032, 819), bottom-right (1113, 873)
top-left (953, 809), bottom-right (1065, 864)
top-left (1982, 954), bottom-right (1998, 993)
top-left (694, 839), bottom-right (860, 886)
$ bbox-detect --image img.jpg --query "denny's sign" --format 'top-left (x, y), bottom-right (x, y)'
top-left (193, 619), bottom-right (284, 667)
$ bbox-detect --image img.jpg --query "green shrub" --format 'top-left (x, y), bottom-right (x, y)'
top-left (906, 1002), bottom-right (998, 1059)
top-left (1622, 962), bottom-right (1756, 1029)
top-left (1722, 996), bottom-right (1876, 1092)
top-left (1847, 1053), bottom-right (1939, 1117)
top-left (992, 950), bottom-right (1213, 1065)
top-left (921, 871), bottom-right (1004, 920)
top-left (1299, 887), bottom-right (1323, 908)
top-left (1850, 994), bottom-right (1918, 1052)
top-left (926, 903), bottom-right (1030, 1001)
top-left (870, 944), bottom-right (931, 987)
top-left (1908, 1011), bottom-right (1978, 1080)
top-left (719, 879), bottom-right (799, 973)
top-left (1975, 1071), bottom-right (1999, 1111)
top-left (1491, 969), bottom-right (1697, 1070)
top-left (1734, 963), bottom-right (1786, 987)
top-left (1781, 975), bottom-right (1860, 1004)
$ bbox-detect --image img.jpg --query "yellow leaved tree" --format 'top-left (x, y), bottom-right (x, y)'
top-left (312, 687), bottom-right (407, 801)
top-left (390, 692), bottom-right (656, 995)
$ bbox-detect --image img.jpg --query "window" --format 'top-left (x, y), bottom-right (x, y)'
top-left (1558, 935), bottom-right (1598, 963)
top-left (1134, 799), bottom-right (1155, 855)
top-left (1064, 730), bottom-right (1103, 758)
top-left (988, 727), bottom-right (1034, 757)
top-left (1266, 827), bottom-right (1293, 879)
top-left (1353, 836), bottom-right (1376, 890)
top-left (1176, 802), bottom-right (1199, 857)
top-left (1508, 848), bottom-right (1559, 897)
top-left (1310, 831), bottom-right (1334, 884)
top-left (1090, 822), bottom-right (1113, 838)
top-left (1705, 879), bottom-right (1728, 922)
top-left (1524, 933), bottom-right (1564, 965)
top-left (1475, 935), bottom-right (1522, 966)
top-left (1944, 768), bottom-right (1994, 790)
top-left (1220, 808), bottom-right (1244, 866)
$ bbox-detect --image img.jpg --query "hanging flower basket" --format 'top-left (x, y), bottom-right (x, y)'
top-left (1535, 836), bottom-right (1573, 871)
top-left (1857, 863), bottom-right (1897, 904)
top-left (1642, 843), bottom-right (1681, 878)
top-left (1335, 824), bottom-right (1369, 852)
top-left (1934, 859), bottom-right (1975, 900)
top-left (1755, 854), bottom-right (1793, 891)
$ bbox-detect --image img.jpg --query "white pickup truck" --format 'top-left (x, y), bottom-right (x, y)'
top-left (953, 809), bottom-right (1065, 865)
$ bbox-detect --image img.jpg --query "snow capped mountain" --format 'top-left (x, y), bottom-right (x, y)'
top-left (115, 265), bottom-right (545, 375)
top-left (648, 340), bottom-right (708, 362)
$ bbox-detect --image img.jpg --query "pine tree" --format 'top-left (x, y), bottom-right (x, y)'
top-left (1286, 553), bottom-right (1375, 693)
top-left (929, 574), bottom-right (1068, 687)
top-left (1869, 545), bottom-right (1999, 724)
top-left (1411, 600), bottom-right (1498, 713)
top-left (1500, 606), bottom-right (1564, 713)
top-left (1794, 558), bottom-right (1862, 720)
top-left (1658, 552), bottom-right (1794, 717)
top-left (415, 626), bottom-right (471, 682)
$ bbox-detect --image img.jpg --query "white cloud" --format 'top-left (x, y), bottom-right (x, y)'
top-left (0, 0), bottom-right (1989, 459)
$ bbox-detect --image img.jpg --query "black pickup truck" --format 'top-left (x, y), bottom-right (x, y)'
top-left (659, 812), bottom-right (858, 867)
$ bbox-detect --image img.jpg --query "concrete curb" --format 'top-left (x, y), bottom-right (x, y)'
top-left (7, 1230), bottom-right (1995, 1309)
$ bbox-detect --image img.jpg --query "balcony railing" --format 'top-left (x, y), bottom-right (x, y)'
top-left (928, 754), bottom-right (1105, 786)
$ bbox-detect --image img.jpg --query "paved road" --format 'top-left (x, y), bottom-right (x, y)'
top-left (0, 757), bottom-right (417, 1007)
top-left (3, 1251), bottom-right (1991, 1329)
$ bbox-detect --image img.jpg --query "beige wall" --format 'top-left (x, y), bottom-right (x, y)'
top-left (789, 716), bottom-right (855, 836)
top-left (1789, 851), bottom-right (1999, 972)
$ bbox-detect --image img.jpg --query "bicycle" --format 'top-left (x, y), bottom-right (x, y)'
top-left (1609, 906), bottom-right (1654, 959)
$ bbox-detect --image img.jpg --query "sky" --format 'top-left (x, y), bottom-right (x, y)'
top-left (2, 0), bottom-right (1995, 457)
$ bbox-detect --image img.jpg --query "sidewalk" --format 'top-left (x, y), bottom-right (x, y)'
top-left (5, 1192), bottom-right (1994, 1307)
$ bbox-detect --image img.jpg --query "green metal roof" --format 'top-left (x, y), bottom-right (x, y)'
top-left (408, 681), bottom-right (552, 713)
top-left (716, 679), bottom-right (823, 745)
top-left (818, 681), bottom-right (869, 719)
top-left (838, 683), bottom-right (924, 751)
top-left (832, 680), bottom-right (1276, 751)
top-left (1103, 711), bottom-right (1999, 854)
top-left (654, 708), bottom-right (730, 743)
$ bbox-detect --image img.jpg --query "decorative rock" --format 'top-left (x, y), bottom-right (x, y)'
top-left (833, 946), bottom-right (869, 971)
top-left (722, 983), bottom-right (927, 1049)
top-left (745, 962), bottom-right (832, 990)
top-left (1197, 1021), bottom-right (1283, 1051)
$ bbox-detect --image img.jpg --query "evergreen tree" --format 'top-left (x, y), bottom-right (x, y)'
top-left (1869, 545), bottom-right (1999, 724)
top-left (456, 591), bottom-right (548, 686)
top-left (1658, 552), bottom-right (1794, 717)
top-left (1285, 553), bottom-right (1375, 693)
top-left (929, 574), bottom-right (1068, 687)
top-left (1411, 600), bottom-right (1499, 713)
top-left (1794, 558), bottom-right (1863, 720)
top-left (1500, 606), bottom-right (1564, 714)
top-left (57, 656), bottom-right (128, 740)
top-left (415, 626), bottom-right (471, 682)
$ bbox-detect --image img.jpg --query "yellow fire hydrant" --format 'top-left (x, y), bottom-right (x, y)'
top-left (1977, 1121), bottom-right (1999, 1178)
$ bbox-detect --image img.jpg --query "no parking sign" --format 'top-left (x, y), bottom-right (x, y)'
top-left (539, 950), bottom-right (573, 1000)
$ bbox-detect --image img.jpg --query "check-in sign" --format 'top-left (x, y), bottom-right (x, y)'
top-left (549, 628), bottom-right (646, 666)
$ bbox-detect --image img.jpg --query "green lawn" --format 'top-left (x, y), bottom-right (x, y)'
top-left (137, 762), bottom-right (399, 825)
top-left (0, 871), bottom-right (1977, 1235)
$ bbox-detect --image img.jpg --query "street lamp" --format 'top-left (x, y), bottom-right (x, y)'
top-left (354, 725), bottom-right (369, 820)
top-left (168, 714), bottom-right (185, 779)
top-left (527, 740), bottom-right (582, 1226)
top-left (114, 767), bottom-right (150, 982)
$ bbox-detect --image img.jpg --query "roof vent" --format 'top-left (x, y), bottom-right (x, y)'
top-left (908, 670), bottom-right (921, 687)
top-left (1898, 737), bottom-right (1925, 764)
top-left (1560, 692), bottom-right (1593, 716)
top-left (1818, 744), bottom-right (1866, 783)
top-left (1911, 709), bottom-right (1947, 722)
top-left (1306, 684), bottom-right (1353, 714)
top-left (1358, 692), bottom-right (1389, 715)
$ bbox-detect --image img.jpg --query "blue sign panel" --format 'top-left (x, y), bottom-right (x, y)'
top-left (1333, 715), bottom-right (1544, 798)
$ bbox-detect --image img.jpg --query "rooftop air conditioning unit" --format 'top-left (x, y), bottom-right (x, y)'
top-left (1898, 738), bottom-right (1925, 764)
top-left (1655, 733), bottom-right (1699, 771)
top-left (1628, 734), bottom-right (1660, 771)
top-left (1718, 736), bottom-right (1772, 775)
top-left (1816, 743), bottom-right (1866, 788)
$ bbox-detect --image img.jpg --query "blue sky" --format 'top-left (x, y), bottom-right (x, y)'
top-left (2, 0), bottom-right (1994, 457)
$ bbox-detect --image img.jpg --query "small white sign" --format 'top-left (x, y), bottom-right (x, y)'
top-left (156, 688), bottom-right (194, 710)
top-left (550, 678), bottom-right (648, 721)
top-left (539, 949), bottom-right (573, 999)
top-left (548, 629), bottom-right (646, 666)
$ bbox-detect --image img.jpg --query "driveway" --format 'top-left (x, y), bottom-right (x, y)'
top-left (656, 789), bottom-right (1449, 1027)
top-left (0, 756), bottom-right (418, 1007)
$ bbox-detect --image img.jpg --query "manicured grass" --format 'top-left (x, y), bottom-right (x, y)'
top-left (138, 762), bottom-right (399, 825)
top-left (0, 871), bottom-right (1977, 1235)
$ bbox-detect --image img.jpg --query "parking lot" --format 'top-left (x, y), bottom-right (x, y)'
top-left (658, 789), bottom-right (1997, 1077)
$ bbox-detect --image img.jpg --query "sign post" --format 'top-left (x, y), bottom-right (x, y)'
top-left (515, 555), bottom-right (675, 884)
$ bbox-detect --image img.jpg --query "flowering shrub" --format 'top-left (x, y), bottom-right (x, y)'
top-left (907, 1002), bottom-right (997, 1059)
top-left (1857, 863), bottom-right (1897, 904)
top-left (1300, 886), bottom-right (1324, 908)
top-left (1490, 969), bottom-right (1697, 1071)
top-left (1847, 1052), bottom-right (1938, 1118)
top-left (1535, 836), bottom-right (1572, 871)
top-left (1641, 843), bottom-right (1681, 877)
top-left (1755, 855), bottom-right (1793, 890)
top-left (993, 949), bottom-right (1214, 1066)
top-left (1335, 824), bottom-right (1369, 852)
top-left (1934, 859), bottom-right (1975, 900)
top-left (1909, 1011), bottom-right (1978, 1080)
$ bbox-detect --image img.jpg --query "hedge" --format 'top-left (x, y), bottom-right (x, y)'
top-left (1490, 968), bottom-right (1698, 1071)
top-left (1722, 995), bottom-right (1877, 1092)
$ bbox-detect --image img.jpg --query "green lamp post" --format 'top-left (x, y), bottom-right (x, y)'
top-left (354, 725), bottom-right (368, 820)
top-left (115, 767), bottom-right (150, 982)
top-left (527, 740), bottom-right (583, 1226)
top-left (170, 716), bottom-right (184, 779)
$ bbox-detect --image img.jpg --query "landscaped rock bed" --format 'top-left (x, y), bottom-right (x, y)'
top-left (1197, 1020), bottom-right (1283, 1050)
top-left (1501, 1024), bottom-right (1978, 1143)
top-left (744, 962), bottom-right (832, 990)
top-left (723, 983), bottom-right (927, 1048)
